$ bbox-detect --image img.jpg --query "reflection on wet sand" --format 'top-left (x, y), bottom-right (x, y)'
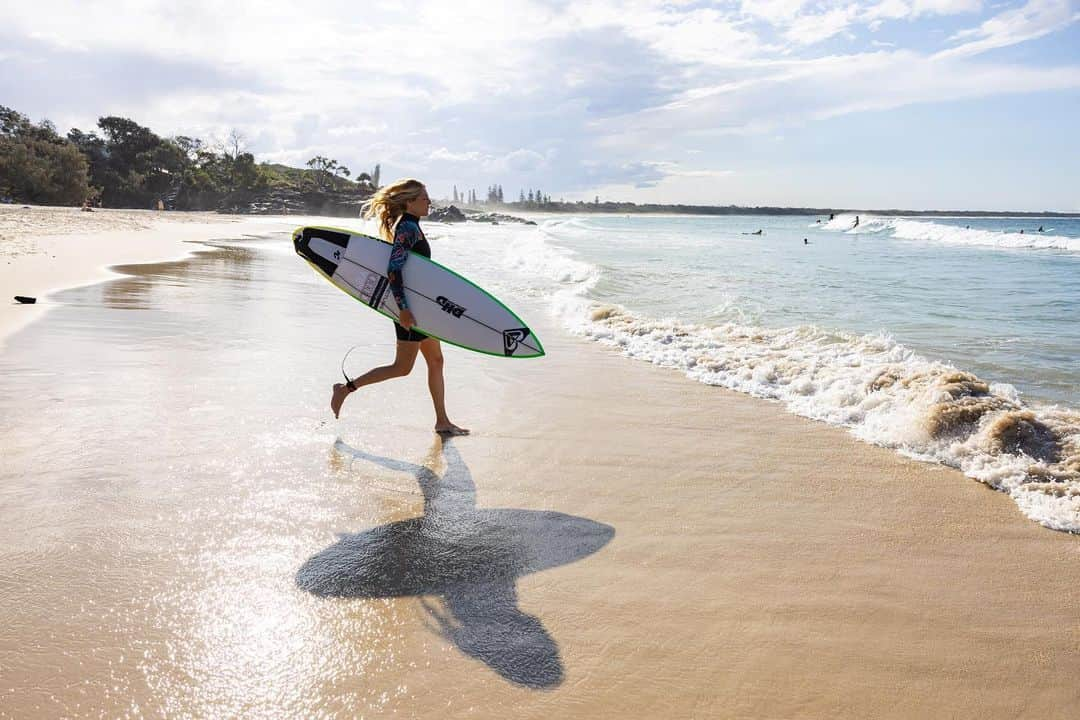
top-left (297, 437), bottom-right (615, 689)
top-left (103, 245), bottom-right (258, 309)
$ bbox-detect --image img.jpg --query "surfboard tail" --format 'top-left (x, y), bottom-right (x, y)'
top-left (293, 226), bottom-right (348, 278)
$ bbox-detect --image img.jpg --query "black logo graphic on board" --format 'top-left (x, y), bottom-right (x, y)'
top-left (502, 328), bottom-right (531, 356)
top-left (333, 249), bottom-right (341, 261)
top-left (436, 295), bottom-right (466, 318)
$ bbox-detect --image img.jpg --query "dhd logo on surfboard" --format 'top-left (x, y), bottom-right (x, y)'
top-left (436, 295), bottom-right (467, 318)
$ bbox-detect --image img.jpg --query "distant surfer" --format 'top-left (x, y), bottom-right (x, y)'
top-left (330, 179), bottom-right (469, 436)
top-left (1038, 225), bottom-right (1044, 232)
top-left (742, 229), bottom-right (763, 235)
top-left (853, 215), bottom-right (860, 229)
top-left (804, 238), bottom-right (808, 244)
top-left (829, 213), bottom-right (834, 220)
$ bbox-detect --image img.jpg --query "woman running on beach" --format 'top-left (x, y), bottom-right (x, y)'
top-left (330, 179), bottom-right (469, 436)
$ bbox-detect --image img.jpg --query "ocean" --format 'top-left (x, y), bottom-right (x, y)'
top-left (434, 213), bottom-right (1080, 532)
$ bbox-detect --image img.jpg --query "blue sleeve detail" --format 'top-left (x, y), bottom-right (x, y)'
top-left (387, 221), bottom-right (419, 311)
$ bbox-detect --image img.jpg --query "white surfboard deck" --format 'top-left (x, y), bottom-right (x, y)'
top-left (293, 225), bottom-right (544, 358)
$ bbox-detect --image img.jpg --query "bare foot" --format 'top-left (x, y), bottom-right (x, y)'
top-left (435, 423), bottom-right (470, 436)
top-left (330, 383), bottom-right (352, 419)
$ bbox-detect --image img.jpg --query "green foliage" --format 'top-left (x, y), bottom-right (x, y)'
top-left (2, 103), bottom-right (377, 210)
top-left (305, 155), bottom-right (355, 191)
top-left (0, 105), bottom-right (90, 205)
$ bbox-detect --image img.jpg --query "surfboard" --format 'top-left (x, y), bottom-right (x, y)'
top-left (293, 225), bottom-right (544, 358)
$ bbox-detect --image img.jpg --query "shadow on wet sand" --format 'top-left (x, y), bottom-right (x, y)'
top-left (296, 437), bottom-right (615, 689)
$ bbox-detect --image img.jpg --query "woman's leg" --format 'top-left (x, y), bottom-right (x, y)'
top-left (419, 337), bottom-right (469, 435)
top-left (330, 341), bottom-right (421, 418)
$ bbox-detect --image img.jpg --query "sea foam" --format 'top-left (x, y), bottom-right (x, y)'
top-left (829, 214), bottom-right (1080, 253)
top-left (478, 218), bottom-right (1080, 533)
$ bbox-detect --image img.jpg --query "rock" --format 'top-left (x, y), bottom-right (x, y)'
top-left (462, 210), bottom-right (536, 226)
top-left (428, 205), bottom-right (467, 223)
top-left (14, 296), bottom-right (37, 304)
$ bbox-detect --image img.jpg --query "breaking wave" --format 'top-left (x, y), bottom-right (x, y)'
top-left (825, 214), bottom-right (1080, 253)
top-left (499, 219), bottom-right (1080, 533)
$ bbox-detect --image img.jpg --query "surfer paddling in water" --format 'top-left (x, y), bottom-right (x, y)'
top-left (330, 179), bottom-right (470, 436)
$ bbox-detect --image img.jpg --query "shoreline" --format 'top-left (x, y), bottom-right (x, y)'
top-left (0, 205), bottom-right (337, 349)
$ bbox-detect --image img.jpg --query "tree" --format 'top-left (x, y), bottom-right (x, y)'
top-left (87, 115), bottom-right (185, 206)
top-left (306, 155), bottom-right (341, 191)
top-left (519, 189), bottom-right (525, 203)
top-left (0, 105), bottom-right (90, 205)
top-left (372, 163), bottom-right (380, 188)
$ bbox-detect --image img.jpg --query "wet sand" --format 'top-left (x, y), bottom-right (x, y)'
top-left (0, 215), bottom-right (1077, 718)
top-left (0, 205), bottom-right (315, 348)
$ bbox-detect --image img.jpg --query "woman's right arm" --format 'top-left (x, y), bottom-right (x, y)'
top-left (387, 223), bottom-right (418, 319)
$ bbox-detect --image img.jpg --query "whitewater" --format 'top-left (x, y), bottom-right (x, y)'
top-left (426, 212), bottom-right (1080, 533)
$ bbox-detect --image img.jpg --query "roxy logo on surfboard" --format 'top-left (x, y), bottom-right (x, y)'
top-left (502, 328), bottom-right (532, 356)
top-left (436, 295), bottom-right (466, 318)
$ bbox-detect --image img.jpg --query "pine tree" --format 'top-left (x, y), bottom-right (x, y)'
top-left (519, 189), bottom-right (525, 203)
top-left (528, 190), bottom-right (534, 203)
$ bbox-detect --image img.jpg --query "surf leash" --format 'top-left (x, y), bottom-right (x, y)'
top-left (341, 345), bottom-right (360, 391)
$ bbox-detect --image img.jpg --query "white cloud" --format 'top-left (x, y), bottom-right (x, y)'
top-left (784, 6), bottom-right (860, 45)
top-left (1, 0), bottom-right (1078, 206)
top-left (912, 0), bottom-right (983, 14)
top-left (595, 47), bottom-right (1080, 152)
top-left (327, 123), bottom-right (388, 138)
top-left (940, 0), bottom-right (1080, 58)
top-left (741, 0), bottom-right (812, 23)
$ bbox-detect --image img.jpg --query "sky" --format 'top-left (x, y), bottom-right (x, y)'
top-left (2, 0), bottom-right (1078, 211)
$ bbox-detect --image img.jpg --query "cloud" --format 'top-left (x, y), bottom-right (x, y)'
top-left (939, 0), bottom-right (1080, 58)
top-left (595, 46), bottom-right (1080, 154)
top-left (1, 0), bottom-right (1078, 206)
top-left (0, 31), bottom-right (266, 130)
top-left (783, 6), bottom-right (861, 45)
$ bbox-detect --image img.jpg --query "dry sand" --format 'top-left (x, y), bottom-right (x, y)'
top-left (0, 208), bottom-right (1077, 718)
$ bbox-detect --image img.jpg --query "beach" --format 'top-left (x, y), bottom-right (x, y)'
top-left (1, 210), bottom-right (1078, 719)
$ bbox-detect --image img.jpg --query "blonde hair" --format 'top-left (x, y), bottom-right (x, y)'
top-left (362, 178), bottom-right (426, 240)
